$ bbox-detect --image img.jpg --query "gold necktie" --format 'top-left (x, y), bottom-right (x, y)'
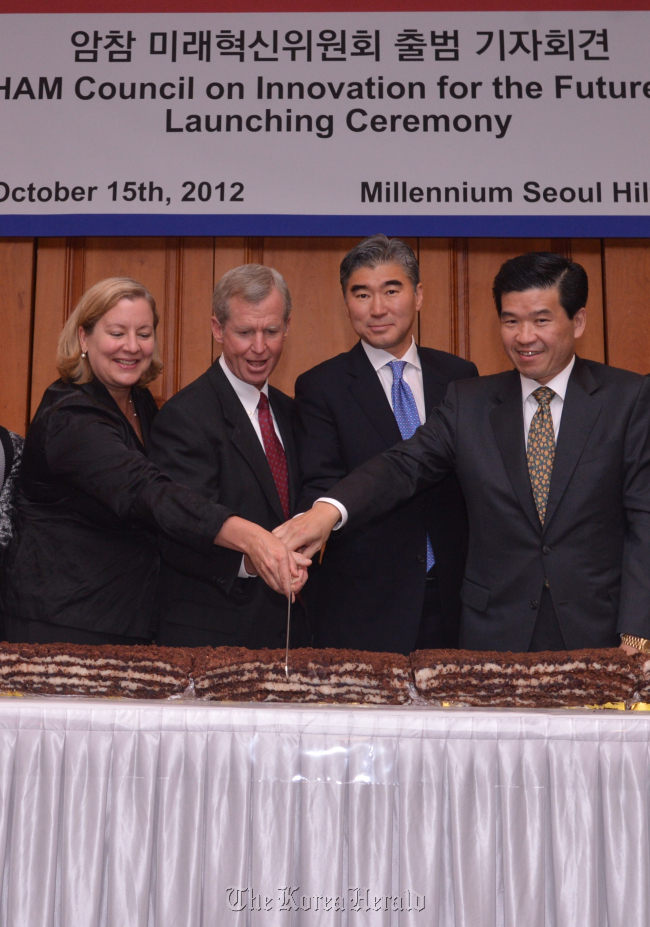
top-left (527, 386), bottom-right (556, 524)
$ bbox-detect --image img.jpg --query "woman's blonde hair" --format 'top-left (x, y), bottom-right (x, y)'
top-left (57, 277), bottom-right (162, 386)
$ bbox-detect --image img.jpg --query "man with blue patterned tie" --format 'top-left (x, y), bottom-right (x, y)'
top-left (294, 235), bottom-right (478, 654)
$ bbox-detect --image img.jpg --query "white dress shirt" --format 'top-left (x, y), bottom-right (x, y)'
top-left (219, 355), bottom-right (283, 577)
top-left (317, 337), bottom-right (425, 528)
top-left (219, 354), bottom-right (283, 448)
top-left (319, 353), bottom-right (578, 528)
top-left (521, 355), bottom-right (575, 443)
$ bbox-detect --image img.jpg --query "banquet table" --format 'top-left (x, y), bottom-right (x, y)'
top-left (0, 697), bottom-right (649, 927)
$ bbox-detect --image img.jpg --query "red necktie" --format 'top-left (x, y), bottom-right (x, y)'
top-left (257, 392), bottom-right (290, 520)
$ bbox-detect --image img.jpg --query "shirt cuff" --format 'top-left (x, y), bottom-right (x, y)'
top-left (315, 497), bottom-right (347, 529)
top-left (238, 555), bottom-right (257, 579)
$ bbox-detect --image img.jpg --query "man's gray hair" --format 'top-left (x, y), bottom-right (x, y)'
top-left (340, 234), bottom-right (420, 293)
top-left (212, 264), bottom-right (292, 325)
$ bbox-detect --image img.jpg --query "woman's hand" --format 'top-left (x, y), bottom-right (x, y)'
top-left (215, 516), bottom-right (310, 598)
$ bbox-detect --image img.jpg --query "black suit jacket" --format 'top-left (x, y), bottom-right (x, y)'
top-left (294, 342), bottom-right (478, 654)
top-left (148, 360), bottom-right (304, 648)
top-left (2, 379), bottom-right (230, 637)
top-left (0, 427), bottom-right (22, 560)
top-left (325, 357), bottom-right (650, 651)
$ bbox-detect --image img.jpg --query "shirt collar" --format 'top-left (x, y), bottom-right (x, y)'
top-left (219, 353), bottom-right (269, 415)
top-left (361, 337), bottom-right (421, 373)
top-left (520, 354), bottom-right (576, 403)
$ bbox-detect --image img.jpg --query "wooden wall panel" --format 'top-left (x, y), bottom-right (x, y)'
top-left (603, 239), bottom-right (650, 374)
top-left (30, 238), bottom-right (76, 415)
top-left (15, 235), bottom-right (648, 427)
top-left (211, 238), bottom-right (247, 363)
top-left (418, 238), bottom-right (458, 357)
top-left (167, 238), bottom-right (215, 393)
top-left (568, 239), bottom-right (605, 364)
top-left (262, 237), bottom-right (360, 396)
top-left (0, 239), bottom-right (35, 434)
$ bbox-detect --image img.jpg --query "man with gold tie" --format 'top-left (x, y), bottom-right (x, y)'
top-left (278, 252), bottom-right (650, 654)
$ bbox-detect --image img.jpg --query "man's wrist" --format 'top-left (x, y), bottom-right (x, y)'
top-left (621, 633), bottom-right (650, 653)
top-left (239, 554), bottom-right (257, 578)
top-left (314, 497), bottom-right (347, 529)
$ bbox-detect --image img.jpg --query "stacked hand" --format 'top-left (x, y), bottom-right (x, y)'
top-left (272, 501), bottom-right (342, 559)
top-left (216, 503), bottom-right (341, 598)
top-left (214, 516), bottom-right (311, 598)
top-left (242, 539), bottom-right (310, 599)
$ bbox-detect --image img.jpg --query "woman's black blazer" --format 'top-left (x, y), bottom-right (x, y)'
top-left (0, 426), bottom-right (23, 560)
top-left (2, 378), bottom-right (232, 638)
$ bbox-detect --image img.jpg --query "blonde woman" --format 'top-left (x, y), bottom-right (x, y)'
top-left (2, 277), bottom-right (307, 644)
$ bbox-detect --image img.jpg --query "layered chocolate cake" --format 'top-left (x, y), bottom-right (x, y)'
top-left (634, 657), bottom-right (650, 703)
top-left (0, 641), bottom-right (644, 708)
top-left (0, 642), bottom-right (192, 699)
top-left (192, 646), bottom-right (412, 704)
top-left (410, 648), bottom-right (641, 707)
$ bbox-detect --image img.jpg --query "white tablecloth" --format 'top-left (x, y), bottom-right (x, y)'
top-left (0, 697), bottom-right (648, 927)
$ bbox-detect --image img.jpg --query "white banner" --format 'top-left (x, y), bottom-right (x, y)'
top-left (0, 11), bottom-right (648, 235)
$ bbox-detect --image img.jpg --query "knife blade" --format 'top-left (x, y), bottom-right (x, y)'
top-left (284, 593), bottom-right (291, 679)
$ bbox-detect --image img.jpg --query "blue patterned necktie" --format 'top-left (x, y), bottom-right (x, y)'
top-left (388, 360), bottom-right (435, 571)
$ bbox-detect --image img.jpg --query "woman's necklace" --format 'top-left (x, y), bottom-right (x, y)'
top-left (127, 393), bottom-right (138, 424)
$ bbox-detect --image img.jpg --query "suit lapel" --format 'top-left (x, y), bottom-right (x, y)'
top-left (543, 358), bottom-right (602, 531)
top-left (346, 342), bottom-right (402, 447)
top-left (490, 370), bottom-right (542, 533)
top-left (207, 363), bottom-right (286, 522)
top-left (419, 349), bottom-right (453, 418)
top-left (269, 388), bottom-right (300, 513)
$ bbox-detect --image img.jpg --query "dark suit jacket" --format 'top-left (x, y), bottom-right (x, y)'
top-left (0, 427), bottom-right (23, 560)
top-left (294, 342), bottom-right (478, 654)
top-left (2, 379), bottom-right (230, 637)
top-left (324, 357), bottom-right (650, 652)
top-left (148, 360), bottom-right (304, 648)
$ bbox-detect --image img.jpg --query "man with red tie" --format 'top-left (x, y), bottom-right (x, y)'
top-left (149, 264), bottom-right (309, 648)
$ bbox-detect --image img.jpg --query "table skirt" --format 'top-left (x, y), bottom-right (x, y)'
top-left (0, 698), bottom-right (648, 927)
